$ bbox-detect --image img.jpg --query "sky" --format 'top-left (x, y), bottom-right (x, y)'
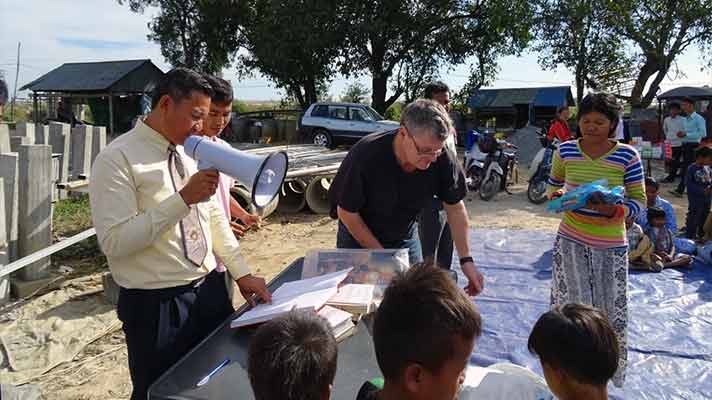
top-left (1, 0), bottom-right (711, 102)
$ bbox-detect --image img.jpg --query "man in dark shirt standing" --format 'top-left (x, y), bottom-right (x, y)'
top-left (328, 99), bottom-right (484, 296)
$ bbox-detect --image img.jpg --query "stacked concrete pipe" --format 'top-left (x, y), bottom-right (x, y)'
top-left (305, 176), bottom-right (333, 214)
top-left (276, 179), bottom-right (307, 213)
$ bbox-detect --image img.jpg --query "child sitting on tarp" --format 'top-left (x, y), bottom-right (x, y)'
top-left (627, 216), bottom-right (657, 271)
top-left (646, 207), bottom-right (693, 270)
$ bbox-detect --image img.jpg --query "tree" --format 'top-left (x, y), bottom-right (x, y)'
top-left (604, 0), bottom-right (712, 109)
top-left (235, 0), bottom-right (345, 109)
top-left (341, 82), bottom-right (371, 103)
top-left (340, 0), bottom-right (533, 114)
top-left (533, 0), bottom-right (632, 105)
top-left (119, 0), bottom-right (242, 73)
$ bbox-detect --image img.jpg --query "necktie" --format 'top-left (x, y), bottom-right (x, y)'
top-left (168, 144), bottom-right (208, 267)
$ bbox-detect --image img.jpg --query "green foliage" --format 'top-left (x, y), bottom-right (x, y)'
top-left (53, 195), bottom-right (93, 237)
top-left (603, 0), bottom-right (712, 108)
top-left (383, 102), bottom-right (403, 121)
top-left (119, 0), bottom-right (242, 73)
top-left (533, 0), bottom-right (632, 106)
top-left (340, 0), bottom-right (533, 114)
top-left (235, 0), bottom-right (344, 109)
top-left (341, 82), bottom-right (371, 104)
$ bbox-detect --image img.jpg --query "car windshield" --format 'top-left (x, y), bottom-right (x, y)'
top-left (366, 106), bottom-right (384, 121)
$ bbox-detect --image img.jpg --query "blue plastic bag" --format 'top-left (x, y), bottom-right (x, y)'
top-left (547, 179), bottom-right (625, 213)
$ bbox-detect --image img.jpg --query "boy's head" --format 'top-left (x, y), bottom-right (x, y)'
top-left (373, 263), bottom-right (482, 400)
top-left (694, 145), bottom-right (712, 165)
top-left (668, 102), bottom-right (681, 117)
top-left (528, 304), bottom-right (619, 397)
top-left (248, 310), bottom-right (337, 400)
top-left (645, 176), bottom-right (659, 205)
top-left (647, 206), bottom-right (667, 228)
top-left (201, 74), bottom-right (234, 137)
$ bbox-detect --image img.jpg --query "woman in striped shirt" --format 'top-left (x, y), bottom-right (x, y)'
top-left (547, 93), bottom-right (646, 388)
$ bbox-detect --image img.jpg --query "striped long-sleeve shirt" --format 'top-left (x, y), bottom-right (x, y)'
top-left (547, 140), bottom-right (647, 249)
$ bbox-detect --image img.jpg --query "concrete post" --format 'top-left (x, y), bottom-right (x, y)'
top-left (16, 145), bottom-right (53, 281)
top-left (49, 122), bottom-right (71, 199)
top-left (71, 125), bottom-right (93, 179)
top-left (10, 136), bottom-right (31, 152)
top-left (34, 124), bottom-right (50, 145)
top-left (0, 153), bottom-right (19, 262)
top-left (14, 122), bottom-right (35, 144)
top-left (51, 154), bottom-right (61, 203)
top-left (91, 126), bottom-right (106, 166)
top-left (0, 178), bottom-right (10, 305)
top-left (0, 123), bottom-right (10, 154)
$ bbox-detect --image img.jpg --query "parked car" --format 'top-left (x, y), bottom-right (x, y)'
top-left (300, 102), bottom-right (399, 148)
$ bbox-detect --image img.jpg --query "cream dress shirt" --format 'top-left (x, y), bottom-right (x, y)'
top-left (89, 120), bottom-right (250, 289)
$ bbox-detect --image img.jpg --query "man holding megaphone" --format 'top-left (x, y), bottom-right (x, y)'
top-left (89, 68), bottom-right (271, 400)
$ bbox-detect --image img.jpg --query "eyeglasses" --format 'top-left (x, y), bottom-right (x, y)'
top-left (404, 127), bottom-right (443, 158)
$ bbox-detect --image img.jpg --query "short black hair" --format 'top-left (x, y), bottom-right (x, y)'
top-left (669, 102), bottom-right (681, 110)
top-left (528, 303), bottom-right (619, 386)
top-left (373, 263), bottom-right (482, 381)
top-left (0, 78), bottom-right (8, 106)
top-left (647, 206), bottom-right (666, 221)
top-left (150, 67), bottom-right (214, 109)
top-left (645, 176), bottom-right (659, 190)
top-left (248, 310), bottom-right (337, 400)
top-left (557, 105), bottom-right (569, 114)
top-left (577, 92), bottom-right (621, 134)
top-left (695, 146), bottom-right (712, 160)
top-left (423, 81), bottom-right (450, 99)
top-left (203, 74), bottom-right (233, 105)
top-left (681, 97), bottom-right (695, 105)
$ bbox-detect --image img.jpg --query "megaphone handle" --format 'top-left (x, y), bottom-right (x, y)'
top-left (196, 159), bottom-right (215, 203)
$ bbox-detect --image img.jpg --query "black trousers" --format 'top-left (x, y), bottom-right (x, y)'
top-left (418, 198), bottom-right (454, 270)
top-left (676, 143), bottom-right (698, 193)
top-left (686, 198), bottom-right (711, 240)
top-left (117, 270), bottom-right (234, 400)
top-left (666, 146), bottom-right (684, 179)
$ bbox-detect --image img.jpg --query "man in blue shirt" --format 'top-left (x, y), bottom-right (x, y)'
top-left (672, 97), bottom-right (707, 196)
top-left (636, 177), bottom-right (677, 233)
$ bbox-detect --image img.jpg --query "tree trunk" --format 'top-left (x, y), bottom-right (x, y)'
top-left (371, 73), bottom-right (389, 115)
top-left (629, 59), bottom-right (659, 109)
top-left (575, 65), bottom-right (585, 106)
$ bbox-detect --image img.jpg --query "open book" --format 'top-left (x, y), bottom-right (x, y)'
top-left (230, 268), bottom-right (353, 329)
top-left (326, 284), bottom-right (375, 315)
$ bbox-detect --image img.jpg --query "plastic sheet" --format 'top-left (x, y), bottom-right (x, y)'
top-left (454, 229), bottom-right (712, 399)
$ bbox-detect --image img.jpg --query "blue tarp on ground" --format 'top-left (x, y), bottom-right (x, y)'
top-left (455, 229), bottom-right (712, 400)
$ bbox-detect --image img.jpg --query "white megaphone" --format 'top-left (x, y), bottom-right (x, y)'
top-left (183, 135), bottom-right (288, 209)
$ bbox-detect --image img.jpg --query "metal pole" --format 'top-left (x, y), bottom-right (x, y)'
top-left (108, 93), bottom-right (114, 136)
top-left (11, 42), bottom-right (20, 121)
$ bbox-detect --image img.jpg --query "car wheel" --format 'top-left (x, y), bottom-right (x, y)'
top-left (312, 129), bottom-right (334, 148)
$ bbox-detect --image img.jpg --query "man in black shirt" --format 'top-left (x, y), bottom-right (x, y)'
top-left (328, 99), bottom-right (484, 296)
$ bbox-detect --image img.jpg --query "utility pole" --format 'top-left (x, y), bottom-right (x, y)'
top-left (11, 42), bottom-right (20, 121)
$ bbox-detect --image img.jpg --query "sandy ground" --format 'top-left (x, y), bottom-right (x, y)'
top-left (5, 163), bottom-right (694, 399)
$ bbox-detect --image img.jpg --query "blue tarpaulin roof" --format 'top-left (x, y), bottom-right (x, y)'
top-left (468, 86), bottom-right (574, 109)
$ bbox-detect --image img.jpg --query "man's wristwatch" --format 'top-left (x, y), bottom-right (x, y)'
top-left (459, 256), bottom-right (474, 266)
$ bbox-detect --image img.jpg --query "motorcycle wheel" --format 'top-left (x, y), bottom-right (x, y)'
top-left (466, 167), bottom-right (483, 191)
top-left (479, 174), bottom-right (501, 201)
top-left (527, 179), bottom-right (548, 204)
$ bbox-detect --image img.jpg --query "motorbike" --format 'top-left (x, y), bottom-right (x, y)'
top-left (527, 129), bottom-right (559, 204)
top-left (464, 130), bottom-right (519, 201)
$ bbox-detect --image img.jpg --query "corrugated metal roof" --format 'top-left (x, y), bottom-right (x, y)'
top-left (657, 86), bottom-right (712, 101)
top-left (468, 86), bottom-right (573, 109)
top-left (21, 59), bottom-right (163, 93)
